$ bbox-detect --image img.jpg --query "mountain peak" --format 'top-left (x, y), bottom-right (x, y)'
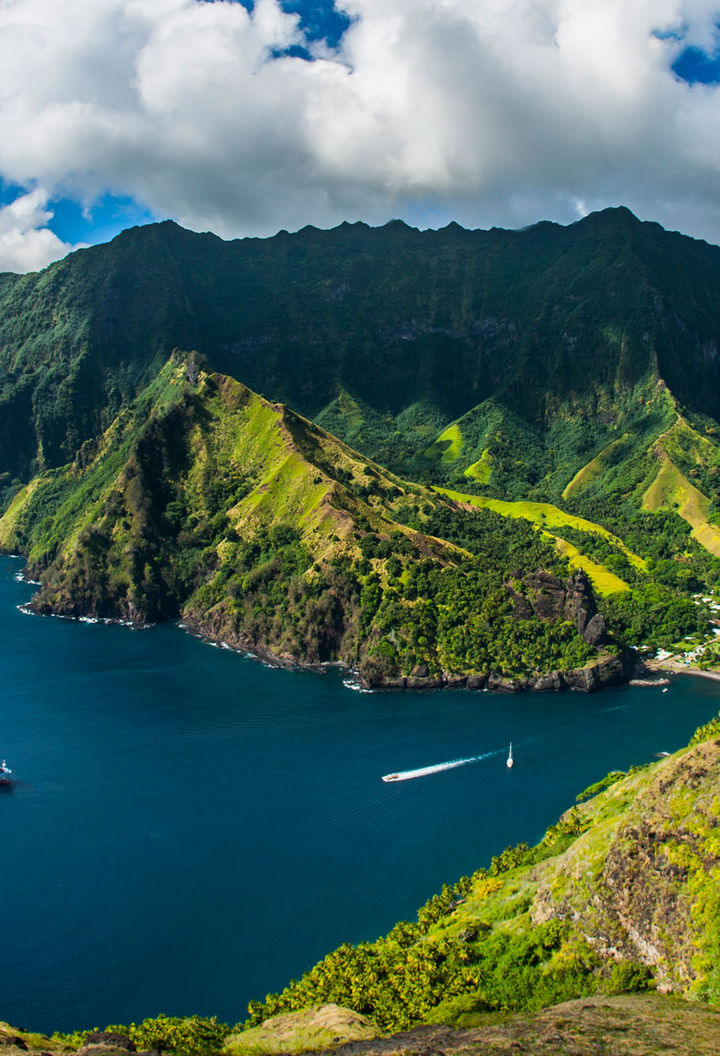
top-left (577, 205), bottom-right (641, 230)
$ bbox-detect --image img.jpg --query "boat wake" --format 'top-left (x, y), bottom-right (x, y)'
top-left (382, 748), bottom-right (503, 782)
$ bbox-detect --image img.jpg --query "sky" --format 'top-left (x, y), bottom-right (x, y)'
top-left (1, 0), bottom-right (720, 271)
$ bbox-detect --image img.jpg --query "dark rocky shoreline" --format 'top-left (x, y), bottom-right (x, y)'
top-left (361, 650), bottom-right (635, 693)
top-left (17, 558), bottom-right (637, 695)
top-left (180, 607), bottom-right (636, 694)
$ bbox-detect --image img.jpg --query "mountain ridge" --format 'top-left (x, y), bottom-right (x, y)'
top-left (3, 205), bottom-right (720, 492)
top-left (2, 353), bottom-right (631, 688)
top-left (3, 208), bottom-right (720, 682)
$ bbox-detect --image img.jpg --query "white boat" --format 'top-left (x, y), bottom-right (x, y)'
top-left (381, 749), bottom-right (501, 784)
top-left (0, 759), bottom-right (12, 785)
top-left (506, 742), bottom-right (514, 769)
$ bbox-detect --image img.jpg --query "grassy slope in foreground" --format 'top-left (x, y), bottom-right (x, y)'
top-left (225, 996), bottom-right (720, 1056)
top-left (0, 355), bottom-right (609, 686)
top-left (241, 714), bottom-right (720, 1036)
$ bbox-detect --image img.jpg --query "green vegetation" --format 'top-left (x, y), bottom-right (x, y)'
top-left (3, 210), bottom-right (720, 676)
top-left (57, 1017), bottom-right (229, 1056)
top-left (435, 489), bottom-right (646, 568)
top-left (3, 207), bottom-right (720, 510)
top-left (600, 583), bottom-right (710, 650)
top-left (640, 419), bottom-right (720, 557)
top-left (7, 211), bottom-right (720, 1055)
top-left (224, 1006), bottom-right (378, 1056)
top-left (243, 715), bottom-right (720, 1033)
top-left (0, 357), bottom-right (610, 684)
top-left (548, 535), bottom-right (629, 595)
top-left (576, 770), bottom-right (626, 802)
top-left (3, 350), bottom-right (717, 679)
top-left (689, 712), bottom-right (720, 746)
top-left (425, 423), bottom-right (462, 464)
top-left (463, 448), bottom-right (492, 483)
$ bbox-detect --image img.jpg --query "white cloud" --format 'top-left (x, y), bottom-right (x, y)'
top-left (1, 0), bottom-right (720, 256)
top-left (0, 189), bottom-right (80, 272)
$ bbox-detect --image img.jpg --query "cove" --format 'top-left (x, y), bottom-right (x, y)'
top-left (0, 556), bottom-right (718, 1034)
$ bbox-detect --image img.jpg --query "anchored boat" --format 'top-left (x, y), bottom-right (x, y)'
top-left (0, 759), bottom-right (12, 785)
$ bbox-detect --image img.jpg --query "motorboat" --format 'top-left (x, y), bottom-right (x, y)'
top-left (506, 743), bottom-right (514, 769)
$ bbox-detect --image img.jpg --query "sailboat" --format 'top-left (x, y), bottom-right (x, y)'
top-left (506, 742), bottom-right (514, 769)
top-left (0, 759), bottom-right (12, 785)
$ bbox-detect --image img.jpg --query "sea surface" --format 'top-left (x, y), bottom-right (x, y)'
top-left (1, 555), bottom-right (719, 1033)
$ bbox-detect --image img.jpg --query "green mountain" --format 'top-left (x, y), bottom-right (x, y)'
top-left (0, 354), bottom-right (630, 686)
top-left (3, 207), bottom-right (720, 501)
top-left (3, 209), bottom-right (720, 680)
top-left (6, 209), bottom-right (720, 1053)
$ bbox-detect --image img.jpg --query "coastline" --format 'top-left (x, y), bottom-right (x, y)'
top-left (645, 657), bottom-right (720, 684)
top-left (178, 609), bottom-right (634, 693)
top-left (6, 556), bottom-right (636, 695)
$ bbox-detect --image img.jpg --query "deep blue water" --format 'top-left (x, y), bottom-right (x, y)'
top-left (1, 555), bottom-right (719, 1033)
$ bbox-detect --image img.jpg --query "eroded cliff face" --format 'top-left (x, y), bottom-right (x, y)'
top-left (506, 569), bottom-right (606, 646)
top-left (531, 739), bottom-right (720, 998)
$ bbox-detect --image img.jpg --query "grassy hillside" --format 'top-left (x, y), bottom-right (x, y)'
top-left (3, 349), bottom-right (718, 681)
top-left (240, 713), bottom-right (720, 1033)
top-left (434, 487), bottom-right (646, 592)
top-left (2, 210), bottom-right (720, 679)
top-left (228, 995), bottom-right (720, 1056)
top-left (2, 354), bottom-right (626, 686)
top-left (4, 208), bottom-right (720, 504)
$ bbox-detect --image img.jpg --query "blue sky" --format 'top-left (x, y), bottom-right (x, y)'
top-left (0, 0), bottom-right (356, 248)
top-left (672, 42), bottom-right (720, 83)
top-left (0, 186), bottom-right (156, 246)
top-left (1, 0), bottom-right (720, 270)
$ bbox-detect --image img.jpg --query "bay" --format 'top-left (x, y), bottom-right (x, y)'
top-left (0, 556), bottom-right (718, 1033)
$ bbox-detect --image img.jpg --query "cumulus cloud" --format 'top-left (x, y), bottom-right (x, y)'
top-left (2, 0), bottom-right (720, 262)
top-left (0, 188), bottom-right (80, 272)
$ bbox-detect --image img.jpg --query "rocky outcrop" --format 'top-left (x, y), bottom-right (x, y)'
top-left (359, 649), bottom-right (633, 692)
top-left (564, 652), bottom-right (632, 691)
top-left (363, 651), bottom-right (632, 693)
top-left (486, 673), bottom-right (528, 693)
top-left (530, 670), bottom-right (566, 692)
top-left (506, 569), bottom-right (607, 647)
top-left (531, 740), bottom-right (720, 994)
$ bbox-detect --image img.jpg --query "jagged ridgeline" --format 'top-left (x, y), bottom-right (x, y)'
top-left (3, 208), bottom-right (720, 678)
top-left (2, 207), bottom-right (720, 512)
